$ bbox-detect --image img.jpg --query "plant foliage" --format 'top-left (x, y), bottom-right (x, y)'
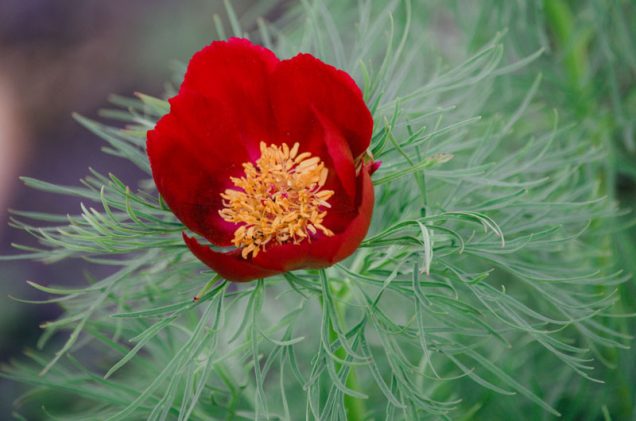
top-left (2, 0), bottom-right (634, 420)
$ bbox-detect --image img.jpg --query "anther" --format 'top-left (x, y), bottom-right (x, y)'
top-left (219, 143), bottom-right (334, 259)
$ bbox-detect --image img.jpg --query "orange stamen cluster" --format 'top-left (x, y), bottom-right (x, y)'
top-left (219, 142), bottom-right (335, 259)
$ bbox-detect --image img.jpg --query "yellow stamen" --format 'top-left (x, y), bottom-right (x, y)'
top-left (219, 142), bottom-right (335, 259)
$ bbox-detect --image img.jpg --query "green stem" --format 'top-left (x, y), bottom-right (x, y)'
top-left (323, 272), bottom-right (367, 421)
top-left (543, 0), bottom-right (590, 95)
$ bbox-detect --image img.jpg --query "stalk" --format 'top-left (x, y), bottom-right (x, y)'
top-left (333, 288), bottom-right (366, 421)
top-left (322, 270), bottom-right (367, 421)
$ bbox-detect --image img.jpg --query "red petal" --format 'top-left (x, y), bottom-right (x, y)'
top-left (181, 38), bottom-right (278, 148)
top-left (183, 233), bottom-right (279, 282)
top-left (148, 93), bottom-right (247, 246)
top-left (270, 53), bottom-right (373, 160)
top-left (308, 164), bottom-right (375, 263)
top-left (369, 160), bottom-right (382, 175)
top-left (251, 241), bottom-right (314, 273)
top-left (148, 38), bottom-right (279, 246)
top-left (318, 111), bottom-right (357, 200)
top-left (317, 117), bottom-right (359, 233)
top-left (270, 108), bottom-right (359, 234)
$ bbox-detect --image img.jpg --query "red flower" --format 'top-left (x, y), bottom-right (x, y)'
top-left (147, 38), bottom-right (376, 282)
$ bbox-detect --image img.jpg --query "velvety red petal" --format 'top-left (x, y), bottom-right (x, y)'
top-left (270, 53), bottom-right (373, 160)
top-left (273, 109), bottom-right (359, 234)
top-left (318, 111), bottom-right (357, 200)
top-left (317, 134), bottom-right (358, 232)
top-left (180, 38), bottom-right (278, 149)
top-left (148, 92), bottom-right (254, 246)
top-left (183, 233), bottom-right (279, 282)
top-left (309, 164), bottom-right (375, 264)
top-left (149, 38), bottom-right (280, 246)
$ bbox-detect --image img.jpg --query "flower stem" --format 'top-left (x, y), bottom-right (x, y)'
top-left (323, 270), bottom-right (367, 421)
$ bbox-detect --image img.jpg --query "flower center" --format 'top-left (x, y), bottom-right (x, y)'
top-left (219, 142), bottom-right (335, 259)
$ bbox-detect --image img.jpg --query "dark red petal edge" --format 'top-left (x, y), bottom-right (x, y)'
top-left (307, 163), bottom-right (375, 263)
top-left (183, 233), bottom-right (280, 282)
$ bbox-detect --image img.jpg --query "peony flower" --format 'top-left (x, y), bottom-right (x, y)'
top-left (147, 38), bottom-right (376, 282)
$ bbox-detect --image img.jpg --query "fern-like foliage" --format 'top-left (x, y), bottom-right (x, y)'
top-left (2, 1), bottom-right (632, 420)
